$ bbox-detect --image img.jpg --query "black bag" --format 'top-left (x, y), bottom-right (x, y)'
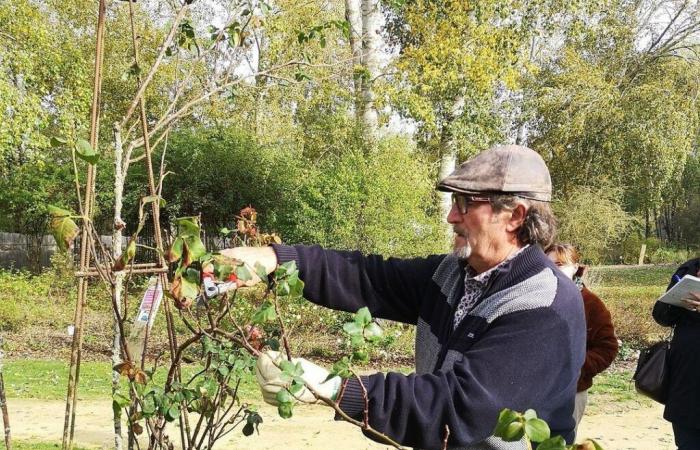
top-left (633, 336), bottom-right (671, 404)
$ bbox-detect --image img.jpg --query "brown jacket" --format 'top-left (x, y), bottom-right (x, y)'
top-left (578, 286), bottom-right (619, 392)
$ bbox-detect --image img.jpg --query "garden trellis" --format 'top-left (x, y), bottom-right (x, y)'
top-left (54, 2), bottom-right (403, 450)
top-left (61, 0), bottom-right (172, 448)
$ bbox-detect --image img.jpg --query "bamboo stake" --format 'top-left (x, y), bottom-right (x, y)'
top-left (62, 1), bottom-right (107, 448)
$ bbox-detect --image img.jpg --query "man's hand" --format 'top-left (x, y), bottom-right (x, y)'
top-left (255, 351), bottom-right (341, 405)
top-left (681, 291), bottom-right (700, 313)
top-left (219, 246), bottom-right (277, 287)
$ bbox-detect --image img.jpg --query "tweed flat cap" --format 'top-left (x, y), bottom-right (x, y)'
top-left (437, 145), bottom-right (552, 202)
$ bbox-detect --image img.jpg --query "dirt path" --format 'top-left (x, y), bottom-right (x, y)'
top-left (7, 398), bottom-right (674, 449)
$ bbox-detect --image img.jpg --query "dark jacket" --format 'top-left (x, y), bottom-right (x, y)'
top-left (652, 258), bottom-right (700, 429)
top-left (577, 287), bottom-right (618, 392)
top-left (273, 244), bottom-right (586, 450)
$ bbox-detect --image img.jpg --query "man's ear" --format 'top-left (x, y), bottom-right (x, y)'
top-left (505, 203), bottom-right (527, 233)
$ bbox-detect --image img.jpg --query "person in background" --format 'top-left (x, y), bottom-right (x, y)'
top-left (652, 257), bottom-right (700, 450)
top-left (546, 243), bottom-right (619, 436)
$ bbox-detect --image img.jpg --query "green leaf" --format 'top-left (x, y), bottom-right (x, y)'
top-left (75, 138), bottom-right (99, 164)
top-left (252, 302), bottom-right (276, 324)
top-left (254, 262), bottom-right (268, 281)
top-left (524, 418), bottom-right (550, 443)
top-left (47, 205), bottom-right (72, 217)
top-left (48, 206), bottom-right (79, 252)
top-left (502, 421), bottom-right (524, 441)
top-left (352, 348), bottom-right (369, 363)
top-left (175, 217), bottom-right (201, 237)
top-left (277, 401), bottom-right (293, 419)
top-left (165, 403), bottom-right (180, 422)
top-left (276, 280), bottom-right (291, 296)
top-left (167, 237), bottom-right (184, 263)
top-left (523, 409), bottom-right (537, 421)
top-left (493, 409), bottom-right (520, 438)
top-left (275, 260), bottom-right (297, 278)
top-left (50, 136), bottom-right (67, 147)
top-left (142, 396), bottom-right (156, 416)
top-left (343, 322), bottom-right (363, 336)
top-left (265, 338), bottom-right (280, 351)
top-left (180, 274), bottom-right (200, 300)
top-left (536, 436), bottom-right (567, 450)
top-left (363, 322), bottom-right (383, 341)
top-left (185, 236), bottom-right (206, 260)
top-left (113, 392), bottom-right (130, 409)
top-left (279, 360), bottom-right (304, 378)
top-left (276, 389), bottom-right (292, 404)
top-left (220, 227), bottom-right (231, 235)
top-left (286, 273), bottom-right (304, 297)
top-left (329, 357), bottom-right (351, 379)
top-left (235, 264), bottom-right (253, 281)
top-left (354, 307), bottom-right (372, 326)
top-left (350, 334), bottom-right (364, 348)
top-left (229, 29), bottom-right (241, 47)
top-left (289, 381), bottom-right (304, 395)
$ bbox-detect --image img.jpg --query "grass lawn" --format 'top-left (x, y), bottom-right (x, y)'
top-left (587, 368), bottom-right (652, 414)
top-left (588, 265), bottom-right (674, 346)
top-left (2, 359), bottom-right (259, 401)
top-left (0, 443), bottom-right (90, 450)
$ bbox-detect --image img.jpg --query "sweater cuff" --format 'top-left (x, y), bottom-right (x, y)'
top-left (336, 376), bottom-right (370, 420)
top-left (271, 244), bottom-right (299, 265)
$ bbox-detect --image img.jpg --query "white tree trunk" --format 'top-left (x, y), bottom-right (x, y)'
top-left (439, 150), bottom-right (457, 248)
top-left (345, 0), bottom-right (363, 117)
top-left (438, 95), bottom-right (465, 247)
top-left (111, 126), bottom-right (125, 450)
top-left (360, 0), bottom-right (381, 135)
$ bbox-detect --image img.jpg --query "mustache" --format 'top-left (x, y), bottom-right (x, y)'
top-left (453, 228), bottom-right (467, 237)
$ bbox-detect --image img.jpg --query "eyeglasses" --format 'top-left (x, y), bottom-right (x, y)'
top-left (451, 193), bottom-right (491, 214)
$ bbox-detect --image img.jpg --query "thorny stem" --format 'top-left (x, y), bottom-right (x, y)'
top-left (350, 369), bottom-right (370, 429)
top-left (272, 294), bottom-right (293, 361)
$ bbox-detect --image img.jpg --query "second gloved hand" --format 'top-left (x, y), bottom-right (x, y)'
top-left (255, 350), bottom-right (342, 405)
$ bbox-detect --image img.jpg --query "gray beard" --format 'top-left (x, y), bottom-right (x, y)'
top-left (453, 243), bottom-right (472, 260)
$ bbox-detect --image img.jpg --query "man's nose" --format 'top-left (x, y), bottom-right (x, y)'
top-left (446, 202), bottom-right (462, 224)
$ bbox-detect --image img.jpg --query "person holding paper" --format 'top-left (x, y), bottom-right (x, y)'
top-left (652, 257), bottom-right (700, 450)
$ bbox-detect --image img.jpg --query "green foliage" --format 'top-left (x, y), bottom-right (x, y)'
top-left (494, 408), bottom-right (603, 449)
top-left (149, 126), bottom-right (444, 258)
top-left (330, 307), bottom-right (383, 375)
top-left (385, 0), bottom-right (591, 159)
top-left (525, 1), bottom-right (700, 223)
top-left (286, 135), bottom-right (444, 256)
top-left (553, 185), bottom-right (633, 264)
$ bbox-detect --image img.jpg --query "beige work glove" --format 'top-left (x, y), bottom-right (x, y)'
top-left (255, 350), bottom-right (342, 405)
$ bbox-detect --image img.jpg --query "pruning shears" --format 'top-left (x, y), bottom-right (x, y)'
top-left (197, 271), bottom-right (238, 307)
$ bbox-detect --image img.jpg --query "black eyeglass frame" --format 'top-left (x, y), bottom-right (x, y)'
top-left (450, 193), bottom-right (491, 214)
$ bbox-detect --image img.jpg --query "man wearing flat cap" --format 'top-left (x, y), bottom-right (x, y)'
top-left (224, 145), bottom-right (586, 450)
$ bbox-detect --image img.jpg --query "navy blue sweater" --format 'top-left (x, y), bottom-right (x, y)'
top-left (273, 244), bottom-right (586, 450)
